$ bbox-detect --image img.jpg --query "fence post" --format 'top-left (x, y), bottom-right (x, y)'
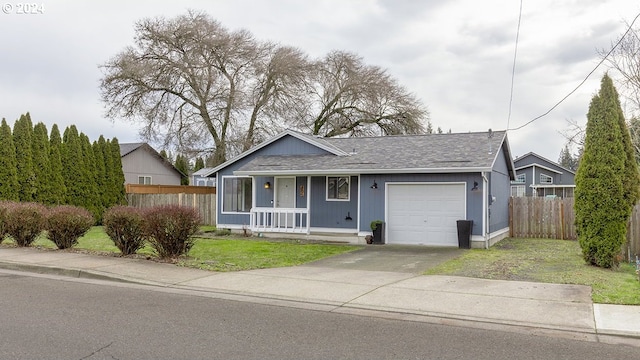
top-left (509, 198), bottom-right (513, 237)
top-left (560, 201), bottom-right (565, 240)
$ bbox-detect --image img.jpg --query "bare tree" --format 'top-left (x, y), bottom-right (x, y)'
top-left (299, 51), bottom-right (428, 137)
top-left (101, 13), bottom-right (429, 164)
top-left (100, 11), bottom-right (259, 165)
top-left (241, 45), bottom-right (310, 151)
top-left (600, 25), bottom-right (640, 118)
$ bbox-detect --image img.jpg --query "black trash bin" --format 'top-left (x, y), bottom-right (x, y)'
top-left (456, 220), bottom-right (473, 249)
top-left (372, 222), bottom-right (385, 244)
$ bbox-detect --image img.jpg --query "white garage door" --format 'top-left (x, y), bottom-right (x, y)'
top-left (387, 183), bottom-right (466, 246)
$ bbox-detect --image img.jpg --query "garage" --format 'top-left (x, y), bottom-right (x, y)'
top-left (386, 183), bottom-right (466, 246)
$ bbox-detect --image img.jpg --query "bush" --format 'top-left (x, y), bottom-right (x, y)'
top-left (5, 202), bottom-right (46, 247)
top-left (46, 205), bottom-right (95, 249)
top-left (0, 201), bottom-right (14, 244)
top-left (143, 205), bottom-right (201, 258)
top-left (103, 206), bottom-right (146, 255)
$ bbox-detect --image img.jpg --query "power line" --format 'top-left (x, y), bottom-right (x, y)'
top-left (508, 10), bottom-right (640, 132)
top-left (506, 0), bottom-right (523, 131)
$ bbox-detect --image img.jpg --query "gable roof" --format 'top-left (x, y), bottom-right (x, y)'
top-left (514, 152), bottom-right (575, 175)
top-left (192, 167), bottom-right (216, 177)
top-left (119, 142), bottom-right (186, 177)
top-left (222, 130), bottom-right (515, 177)
top-left (198, 129), bottom-right (349, 177)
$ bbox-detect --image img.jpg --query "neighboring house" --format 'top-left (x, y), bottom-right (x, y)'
top-left (200, 129), bottom-right (515, 248)
top-left (119, 143), bottom-right (185, 185)
top-left (511, 152), bottom-right (575, 198)
top-left (192, 167), bottom-right (216, 187)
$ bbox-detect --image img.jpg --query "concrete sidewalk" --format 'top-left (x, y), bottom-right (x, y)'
top-left (0, 246), bottom-right (639, 346)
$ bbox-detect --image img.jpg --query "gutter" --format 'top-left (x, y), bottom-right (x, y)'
top-left (482, 172), bottom-right (489, 249)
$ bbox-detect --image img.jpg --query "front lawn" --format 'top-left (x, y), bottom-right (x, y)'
top-left (16, 226), bottom-right (360, 272)
top-left (424, 238), bottom-right (640, 305)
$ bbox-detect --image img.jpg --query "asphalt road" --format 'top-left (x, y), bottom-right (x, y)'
top-left (0, 270), bottom-right (635, 360)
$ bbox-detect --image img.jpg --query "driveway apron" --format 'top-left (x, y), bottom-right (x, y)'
top-left (305, 245), bottom-right (465, 273)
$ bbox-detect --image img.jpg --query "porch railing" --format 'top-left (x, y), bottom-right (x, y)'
top-left (250, 207), bottom-right (310, 234)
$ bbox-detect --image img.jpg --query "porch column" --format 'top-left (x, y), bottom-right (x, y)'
top-left (306, 176), bottom-right (311, 234)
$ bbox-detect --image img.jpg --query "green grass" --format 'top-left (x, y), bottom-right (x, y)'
top-left (8, 226), bottom-right (360, 272)
top-left (425, 238), bottom-right (640, 305)
top-left (183, 239), bottom-right (359, 271)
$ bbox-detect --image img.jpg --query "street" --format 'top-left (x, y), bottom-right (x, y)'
top-left (0, 270), bottom-right (635, 359)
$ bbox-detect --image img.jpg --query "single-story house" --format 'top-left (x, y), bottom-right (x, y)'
top-left (192, 167), bottom-right (216, 187)
top-left (511, 152), bottom-right (575, 198)
top-left (119, 143), bottom-right (185, 185)
top-left (200, 129), bottom-right (515, 248)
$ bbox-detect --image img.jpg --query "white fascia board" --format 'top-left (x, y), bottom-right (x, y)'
top-left (234, 167), bottom-right (492, 176)
top-left (201, 130), bottom-right (348, 177)
top-left (515, 163), bottom-right (562, 174)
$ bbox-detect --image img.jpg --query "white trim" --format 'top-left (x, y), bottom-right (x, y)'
top-left (514, 152), bottom-right (576, 175)
top-left (515, 163), bottom-right (562, 174)
top-left (357, 174), bottom-right (361, 232)
top-left (530, 184), bottom-right (575, 189)
top-left (539, 173), bottom-right (553, 184)
top-left (514, 173), bottom-right (526, 184)
top-left (384, 181), bottom-right (467, 245)
top-left (203, 129), bottom-right (348, 177)
top-left (137, 175), bottom-right (152, 185)
top-left (309, 227), bottom-right (358, 234)
top-left (326, 175), bottom-right (350, 201)
top-left (220, 175), bottom-right (253, 214)
top-left (306, 175), bottom-right (311, 218)
top-left (471, 227), bottom-right (509, 248)
top-left (510, 185), bottom-right (526, 197)
top-left (234, 167), bottom-right (493, 176)
top-left (215, 223), bottom-right (247, 230)
top-left (482, 172), bottom-right (488, 249)
top-left (275, 176), bottom-right (296, 208)
top-left (251, 176), bottom-right (257, 212)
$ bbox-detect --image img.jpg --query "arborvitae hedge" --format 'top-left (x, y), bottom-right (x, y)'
top-left (13, 114), bottom-right (36, 201)
top-left (0, 119), bottom-right (18, 201)
top-left (574, 74), bottom-right (638, 268)
top-left (32, 122), bottom-right (52, 204)
top-left (48, 124), bottom-right (67, 205)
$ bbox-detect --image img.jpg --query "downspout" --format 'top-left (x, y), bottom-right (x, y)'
top-left (482, 172), bottom-right (489, 249)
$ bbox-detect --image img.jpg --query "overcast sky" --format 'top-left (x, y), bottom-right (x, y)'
top-left (1, 0), bottom-right (639, 162)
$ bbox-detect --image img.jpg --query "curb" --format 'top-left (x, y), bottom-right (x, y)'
top-left (2, 260), bottom-right (640, 347)
top-left (0, 261), bottom-right (144, 285)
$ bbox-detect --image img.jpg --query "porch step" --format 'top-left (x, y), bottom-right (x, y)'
top-left (256, 231), bottom-right (362, 244)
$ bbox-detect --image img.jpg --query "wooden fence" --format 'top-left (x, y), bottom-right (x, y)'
top-left (126, 193), bottom-right (216, 226)
top-left (509, 197), bottom-right (640, 259)
top-left (126, 184), bottom-right (216, 195)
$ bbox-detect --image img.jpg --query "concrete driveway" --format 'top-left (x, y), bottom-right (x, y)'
top-left (305, 245), bottom-right (465, 273)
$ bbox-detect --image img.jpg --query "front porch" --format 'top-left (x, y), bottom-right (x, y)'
top-left (250, 207), bottom-right (310, 234)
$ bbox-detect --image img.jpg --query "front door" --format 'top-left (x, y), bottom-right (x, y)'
top-left (276, 177), bottom-right (295, 227)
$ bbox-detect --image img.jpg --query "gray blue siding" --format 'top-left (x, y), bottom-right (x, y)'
top-left (217, 135), bottom-right (333, 226)
top-left (359, 173), bottom-right (484, 236)
top-left (514, 153), bottom-right (575, 189)
top-left (217, 135), bottom-right (328, 225)
top-left (309, 176), bottom-right (358, 229)
top-left (490, 149), bottom-right (512, 232)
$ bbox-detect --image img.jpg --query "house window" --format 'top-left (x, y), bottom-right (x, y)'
top-left (222, 177), bottom-right (252, 213)
top-left (138, 176), bottom-right (151, 185)
top-left (327, 176), bottom-right (350, 201)
top-left (511, 185), bottom-right (526, 197)
top-left (540, 174), bottom-right (553, 184)
top-left (515, 174), bottom-right (525, 183)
